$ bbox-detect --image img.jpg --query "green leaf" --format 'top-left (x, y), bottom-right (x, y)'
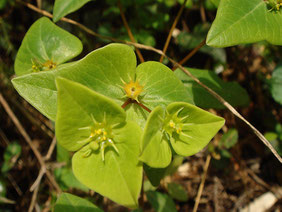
top-left (56, 78), bottom-right (142, 208)
top-left (14, 17), bottom-right (82, 76)
top-left (1, 141), bottom-right (21, 173)
top-left (144, 164), bottom-right (167, 187)
top-left (55, 144), bottom-right (88, 191)
top-left (54, 192), bottom-right (103, 212)
top-left (140, 102), bottom-right (224, 168)
top-left (207, 0), bottom-right (282, 47)
top-left (139, 106), bottom-right (172, 168)
top-left (174, 68), bottom-right (249, 109)
top-left (219, 128), bottom-right (238, 149)
top-left (12, 44), bottom-right (192, 124)
top-left (146, 191), bottom-right (177, 212)
top-left (269, 63), bottom-right (282, 105)
top-left (164, 156), bottom-right (184, 176)
top-left (210, 0), bottom-right (220, 7)
top-left (264, 132), bottom-right (278, 142)
top-left (57, 143), bottom-right (71, 164)
top-left (167, 182), bottom-right (188, 202)
top-left (167, 102), bottom-right (225, 156)
top-left (55, 168), bottom-right (89, 192)
top-left (53, 0), bottom-right (93, 22)
top-left (136, 62), bottom-right (193, 109)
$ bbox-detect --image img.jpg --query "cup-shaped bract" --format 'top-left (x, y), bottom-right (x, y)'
top-left (55, 78), bottom-right (142, 208)
top-left (15, 17), bottom-right (82, 76)
top-left (140, 102), bottom-right (225, 168)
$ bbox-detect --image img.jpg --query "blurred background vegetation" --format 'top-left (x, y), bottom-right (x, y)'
top-left (0, 0), bottom-right (281, 211)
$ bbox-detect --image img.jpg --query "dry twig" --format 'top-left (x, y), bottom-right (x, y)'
top-left (193, 154), bottom-right (211, 212)
top-left (172, 39), bottom-right (206, 71)
top-left (28, 182), bottom-right (40, 212)
top-left (0, 93), bottom-right (62, 193)
top-left (117, 0), bottom-right (144, 63)
top-left (44, 137), bottom-right (56, 161)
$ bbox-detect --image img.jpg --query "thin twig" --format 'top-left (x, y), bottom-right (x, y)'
top-left (30, 167), bottom-right (46, 192)
top-left (0, 197), bottom-right (16, 204)
top-left (44, 137), bottom-right (56, 161)
top-left (193, 155), bottom-right (211, 212)
top-left (16, 1), bottom-right (282, 163)
top-left (0, 93), bottom-right (62, 193)
top-left (7, 173), bottom-right (23, 196)
top-left (172, 39), bottom-right (206, 71)
top-left (199, 0), bottom-right (206, 23)
top-left (117, 0), bottom-right (144, 63)
top-left (28, 181), bottom-right (40, 212)
top-left (160, 0), bottom-right (187, 63)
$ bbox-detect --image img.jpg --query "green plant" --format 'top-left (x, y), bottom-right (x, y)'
top-left (10, 0), bottom-right (282, 210)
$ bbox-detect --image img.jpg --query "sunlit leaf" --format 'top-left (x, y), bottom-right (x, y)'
top-left (207, 0), bottom-right (282, 47)
top-left (54, 192), bottom-right (103, 212)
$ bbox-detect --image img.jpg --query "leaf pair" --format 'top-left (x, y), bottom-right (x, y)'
top-left (56, 77), bottom-right (142, 208)
top-left (12, 18), bottom-right (193, 126)
top-left (139, 103), bottom-right (225, 168)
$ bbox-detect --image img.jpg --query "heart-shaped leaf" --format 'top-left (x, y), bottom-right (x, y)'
top-left (53, 0), bottom-right (93, 22)
top-left (14, 17), bottom-right (82, 76)
top-left (140, 102), bottom-right (225, 168)
top-left (12, 43), bottom-right (136, 120)
top-left (167, 102), bottom-right (225, 156)
top-left (207, 0), bottom-right (282, 47)
top-left (174, 68), bottom-right (249, 109)
top-left (55, 78), bottom-right (142, 208)
top-left (13, 43), bottom-right (193, 125)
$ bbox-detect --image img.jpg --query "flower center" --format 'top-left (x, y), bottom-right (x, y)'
top-left (123, 80), bottom-right (143, 102)
top-left (80, 116), bottom-right (119, 161)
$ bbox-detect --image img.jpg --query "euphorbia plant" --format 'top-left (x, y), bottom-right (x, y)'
top-left (11, 7), bottom-right (230, 210)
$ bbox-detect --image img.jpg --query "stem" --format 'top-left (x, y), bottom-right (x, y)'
top-left (118, 0), bottom-right (144, 63)
top-left (136, 102), bottom-right (151, 113)
top-left (160, 0), bottom-right (187, 63)
top-left (121, 99), bottom-right (132, 109)
top-left (172, 39), bottom-right (206, 71)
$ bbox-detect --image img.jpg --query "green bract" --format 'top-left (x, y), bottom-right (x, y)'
top-left (55, 78), bottom-right (142, 208)
top-left (12, 43), bottom-right (193, 124)
top-left (140, 102), bottom-right (225, 168)
top-left (14, 17), bottom-right (82, 76)
top-left (207, 0), bottom-right (282, 47)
